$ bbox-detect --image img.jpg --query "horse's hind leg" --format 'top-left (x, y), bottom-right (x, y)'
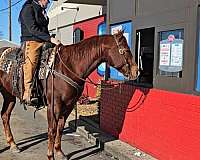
top-left (1, 89), bottom-right (20, 153)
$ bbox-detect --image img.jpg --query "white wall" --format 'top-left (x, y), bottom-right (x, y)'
top-left (59, 26), bottom-right (74, 45)
top-left (48, 2), bottom-right (102, 44)
top-left (0, 40), bottom-right (19, 47)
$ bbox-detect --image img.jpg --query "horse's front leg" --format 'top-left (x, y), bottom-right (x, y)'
top-left (54, 105), bottom-right (73, 160)
top-left (1, 92), bottom-right (20, 153)
top-left (54, 115), bottom-right (68, 160)
top-left (47, 102), bottom-right (59, 160)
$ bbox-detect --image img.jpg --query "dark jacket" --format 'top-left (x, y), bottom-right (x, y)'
top-left (19, 1), bottom-right (50, 42)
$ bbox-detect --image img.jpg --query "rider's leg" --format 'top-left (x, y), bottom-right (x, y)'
top-left (23, 41), bottom-right (43, 104)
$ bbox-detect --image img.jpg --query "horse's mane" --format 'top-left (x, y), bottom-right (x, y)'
top-left (61, 35), bottom-right (109, 61)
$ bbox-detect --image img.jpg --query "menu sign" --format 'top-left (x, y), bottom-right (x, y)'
top-left (171, 43), bottom-right (183, 67)
top-left (160, 43), bottom-right (170, 66)
top-left (159, 34), bottom-right (183, 72)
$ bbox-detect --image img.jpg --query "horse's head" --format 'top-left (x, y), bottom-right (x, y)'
top-left (108, 30), bottom-right (139, 80)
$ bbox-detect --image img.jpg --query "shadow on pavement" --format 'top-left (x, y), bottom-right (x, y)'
top-left (0, 127), bottom-right (73, 153)
top-left (67, 143), bottom-right (103, 160)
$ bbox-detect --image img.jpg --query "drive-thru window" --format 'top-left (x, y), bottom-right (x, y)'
top-left (135, 27), bottom-right (155, 86)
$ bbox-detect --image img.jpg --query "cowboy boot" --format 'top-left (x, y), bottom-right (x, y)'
top-left (23, 41), bottom-right (43, 106)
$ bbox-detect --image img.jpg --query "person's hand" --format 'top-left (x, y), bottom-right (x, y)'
top-left (50, 37), bottom-right (61, 45)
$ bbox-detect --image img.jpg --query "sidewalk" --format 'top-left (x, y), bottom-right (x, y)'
top-left (37, 108), bottom-right (156, 160)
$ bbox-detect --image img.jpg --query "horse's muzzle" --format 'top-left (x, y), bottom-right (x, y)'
top-left (128, 70), bottom-right (140, 81)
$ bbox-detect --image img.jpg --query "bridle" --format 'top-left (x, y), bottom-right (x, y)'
top-left (113, 34), bottom-right (130, 65)
top-left (113, 34), bottom-right (139, 80)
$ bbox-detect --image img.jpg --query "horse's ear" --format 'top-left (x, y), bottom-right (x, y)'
top-left (119, 26), bottom-right (125, 34)
top-left (121, 28), bottom-right (125, 34)
top-left (117, 29), bottom-right (124, 37)
top-left (113, 29), bottom-right (124, 39)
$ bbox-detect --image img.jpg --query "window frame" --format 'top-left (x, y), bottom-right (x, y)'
top-left (153, 23), bottom-right (195, 94)
top-left (158, 29), bottom-right (184, 78)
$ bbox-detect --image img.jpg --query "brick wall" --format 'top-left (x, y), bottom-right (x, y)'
top-left (100, 81), bottom-right (200, 160)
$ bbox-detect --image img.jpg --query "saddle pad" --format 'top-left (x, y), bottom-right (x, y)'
top-left (0, 47), bottom-right (18, 73)
top-left (0, 46), bottom-right (57, 80)
top-left (38, 46), bottom-right (57, 79)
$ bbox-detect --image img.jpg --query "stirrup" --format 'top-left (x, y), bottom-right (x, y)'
top-left (23, 97), bottom-right (39, 106)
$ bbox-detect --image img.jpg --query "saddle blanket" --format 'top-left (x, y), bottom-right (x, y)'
top-left (0, 47), bottom-right (18, 74)
top-left (0, 46), bottom-right (57, 79)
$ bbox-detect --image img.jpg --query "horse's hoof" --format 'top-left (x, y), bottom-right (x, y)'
top-left (10, 145), bottom-right (21, 153)
top-left (56, 154), bottom-right (68, 160)
top-left (62, 156), bottom-right (68, 160)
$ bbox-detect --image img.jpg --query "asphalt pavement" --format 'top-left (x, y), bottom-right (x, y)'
top-left (0, 99), bottom-right (113, 160)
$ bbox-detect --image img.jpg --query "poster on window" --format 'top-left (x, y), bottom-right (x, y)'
top-left (159, 33), bottom-right (183, 72)
top-left (160, 43), bottom-right (171, 66)
top-left (171, 42), bottom-right (183, 67)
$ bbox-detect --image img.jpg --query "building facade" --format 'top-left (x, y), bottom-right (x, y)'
top-left (100, 1), bottom-right (200, 160)
top-left (48, 1), bottom-right (105, 45)
top-left (49, 0), bottom-right (200, 159)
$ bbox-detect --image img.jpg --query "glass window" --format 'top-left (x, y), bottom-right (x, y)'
top-left (197, 45), bottom-right (200, 92)
top-left (97, 22), bottom-right (107, 77)
top-left (73, 28), bottom-right (84, 44)
top-left (97, 22), bottom-right (106, 35)
top-left (158, 29), bottom-right (184, 78)
top-left (196, 7), bottom-right (200, 92)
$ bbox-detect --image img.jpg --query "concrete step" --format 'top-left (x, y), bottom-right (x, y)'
top-left (69, 113), bottom-right (156, 160)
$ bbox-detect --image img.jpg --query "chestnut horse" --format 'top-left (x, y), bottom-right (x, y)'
top-left (0, 31), bottom-right (139, 160)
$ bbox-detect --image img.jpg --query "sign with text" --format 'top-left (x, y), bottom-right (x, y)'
top-left (159, 34), bottom-right (183, 72)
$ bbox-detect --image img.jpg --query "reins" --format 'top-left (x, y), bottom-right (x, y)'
top-left (57, 49), bottom-right (121, 90)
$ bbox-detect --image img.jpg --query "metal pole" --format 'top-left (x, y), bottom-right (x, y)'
top-left (56, 1), bottom-right (59, 38)
top-left (74, 104), bottom-right (77, 131)
top-left (105, 0), bottom-right (110, 81)
top-left (61, 5), bottom-right (80, 130)
top-left (8, 0), bottom-right (12, 41)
